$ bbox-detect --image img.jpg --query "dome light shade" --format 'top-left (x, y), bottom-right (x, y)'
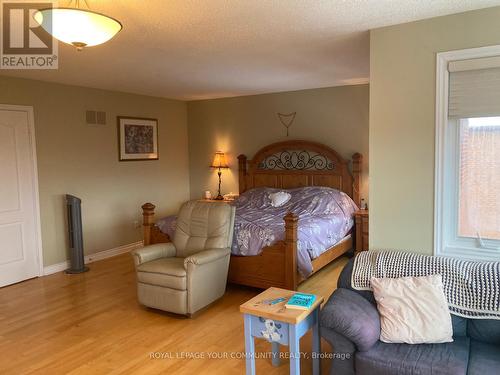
top-left (34, 8), bottom-right (122, 50)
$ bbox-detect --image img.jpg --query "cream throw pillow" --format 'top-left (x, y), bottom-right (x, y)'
top-left (371, 274), bottom-right (453, 344)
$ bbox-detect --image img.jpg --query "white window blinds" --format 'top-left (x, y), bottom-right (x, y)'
top-left (448, 56), bottom-right (500, 119)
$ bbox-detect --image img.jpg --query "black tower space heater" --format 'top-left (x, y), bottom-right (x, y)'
top-left (65, 195), bottom-right (89, 274)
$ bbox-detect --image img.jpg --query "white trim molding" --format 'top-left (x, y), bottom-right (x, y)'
top-left (434, 45), bottom-right (500, 261)
top-left (43, 241), bottom-right (144, 276)
top-left (43, 261), bottom-right (69, 276)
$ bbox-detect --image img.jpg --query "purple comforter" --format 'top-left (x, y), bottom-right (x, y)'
top-left (155, 186), bottom-right (357, 277)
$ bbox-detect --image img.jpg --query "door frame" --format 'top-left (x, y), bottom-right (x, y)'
top-left (0, 104), bottom-right (43, 277)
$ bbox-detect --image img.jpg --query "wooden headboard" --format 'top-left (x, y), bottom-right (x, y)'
top-left (238, 140), bottom-right (362, 206)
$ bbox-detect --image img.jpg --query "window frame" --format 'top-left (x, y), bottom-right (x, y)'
top-left (435, 45), bottom-right (500, 261)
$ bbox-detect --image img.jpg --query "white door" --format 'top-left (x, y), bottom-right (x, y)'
top-left (0, 105), bottom-right (41, 287)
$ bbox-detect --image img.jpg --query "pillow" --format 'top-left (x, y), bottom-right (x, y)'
top-left (269, 191), bottom-right (291, 207)
top-left (371, 274), bottom-right (453, 344)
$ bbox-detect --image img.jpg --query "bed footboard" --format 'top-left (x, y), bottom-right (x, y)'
top-left (227, 212), bottom-right (299, 290)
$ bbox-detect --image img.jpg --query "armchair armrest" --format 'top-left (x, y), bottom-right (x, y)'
top-left (131, 242), bottom-right (176, 266)
top-left (184, 247), bottom-right (230, 267)
top-left (320, 288), bottom-right (381, 352)
top-left (184, 247), bottom-right (231, 314)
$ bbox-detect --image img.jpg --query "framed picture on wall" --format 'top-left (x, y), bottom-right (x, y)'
top-left (117, 116), bottom-right (158, 161)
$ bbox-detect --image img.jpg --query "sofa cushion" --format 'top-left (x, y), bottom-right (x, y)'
top-left (468, 319), bottom-right (500, 345)
top-left (354, 336), bottom-right (470, 375)
top-left (451, 315), bottom-right (468, 337)
top-left (467, 339), bottom-right (500, 375)
top-left (321, 288), bottom-right (380, 352)
top-left (137, 257), bottom-right (186, 290)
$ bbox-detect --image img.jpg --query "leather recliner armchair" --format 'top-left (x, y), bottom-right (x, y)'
top-left (131, 200), bottom-right (235, 316)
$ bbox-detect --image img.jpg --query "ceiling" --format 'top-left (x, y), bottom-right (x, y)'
top-left (4, 0), bottom-right (500, 100)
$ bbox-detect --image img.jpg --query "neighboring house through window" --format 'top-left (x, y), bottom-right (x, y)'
top-left (435, 46), bottom-right (500, 261)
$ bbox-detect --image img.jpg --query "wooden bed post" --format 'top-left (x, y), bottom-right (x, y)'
top-left (142, 202), bottom-right (156, 246)
top-left (284, 212), bottom-right (299, 290)
top-left (352, 153), bottom-right (363, 207)
top-left (237, 154), bottom-right (247, 194)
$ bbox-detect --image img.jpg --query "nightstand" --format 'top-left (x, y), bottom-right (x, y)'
top-left (354, 210), bottom-right (369, 254)
top-left (198, 199), bottom-right (234, 203)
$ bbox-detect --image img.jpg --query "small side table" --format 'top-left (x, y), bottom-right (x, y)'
top-left (240, 287), bottom-right (324, 375)
top-left (354, 209), bottom-right (369, 254)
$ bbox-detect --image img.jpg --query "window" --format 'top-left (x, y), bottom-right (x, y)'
top-left (458, 118), bottom-right (500, 242)
top-left (435, 46), bottom-right (500, 261)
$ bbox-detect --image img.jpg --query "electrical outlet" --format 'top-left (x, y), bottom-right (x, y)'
top-left (133, 220), bottom-right (140, 229)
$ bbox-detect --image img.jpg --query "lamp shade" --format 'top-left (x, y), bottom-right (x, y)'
top-left (34, 8), bottom-right (122, 49)
top-left (211, 151), bottom-right (229, 169)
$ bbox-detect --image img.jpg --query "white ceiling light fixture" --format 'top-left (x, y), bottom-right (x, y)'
top-left (34, 0), bottom-right (122, 51)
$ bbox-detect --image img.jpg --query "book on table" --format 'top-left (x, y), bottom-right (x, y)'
top-left (285, 293), bottom-right (316, 310)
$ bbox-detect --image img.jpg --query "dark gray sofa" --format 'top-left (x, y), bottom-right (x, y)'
top-left (320, 258), bottom-right (500, 375)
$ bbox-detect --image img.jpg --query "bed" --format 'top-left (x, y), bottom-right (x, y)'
top-left (141, 140), bottom-right (363, 290)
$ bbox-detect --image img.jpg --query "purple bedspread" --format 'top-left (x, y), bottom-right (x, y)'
top-left (155, 186), bottom-right (357, 277)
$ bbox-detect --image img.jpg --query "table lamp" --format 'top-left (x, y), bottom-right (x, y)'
top-left (210, 151), bottom-right (229, 200)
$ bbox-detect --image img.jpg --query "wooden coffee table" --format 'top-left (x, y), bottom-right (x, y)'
top-left (240, 287), bottom-right (324, 375)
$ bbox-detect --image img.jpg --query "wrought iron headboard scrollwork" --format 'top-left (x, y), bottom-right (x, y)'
top-left (238, 140), bottom-right (362, 206)
top-left (258, 150), bottom-right (335, 171)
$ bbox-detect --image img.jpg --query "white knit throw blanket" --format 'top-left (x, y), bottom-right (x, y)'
top-left (352, 250), bottom-right (500, 319)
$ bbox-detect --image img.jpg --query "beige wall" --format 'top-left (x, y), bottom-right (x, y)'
top-left (187, 84), bottom-right (369, 202)
top-left (369, 6), bottom-right (500, 254)
top-left (0, 76), bottom-right (190, 266)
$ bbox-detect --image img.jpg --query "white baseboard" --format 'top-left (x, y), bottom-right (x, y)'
top-left (43, 241), bottom-right (144, 276)
top-left (43, 261), bottom-right (68, 275)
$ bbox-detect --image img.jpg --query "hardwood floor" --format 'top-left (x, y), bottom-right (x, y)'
top-left (0, 253), bottom-right (348, 374)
